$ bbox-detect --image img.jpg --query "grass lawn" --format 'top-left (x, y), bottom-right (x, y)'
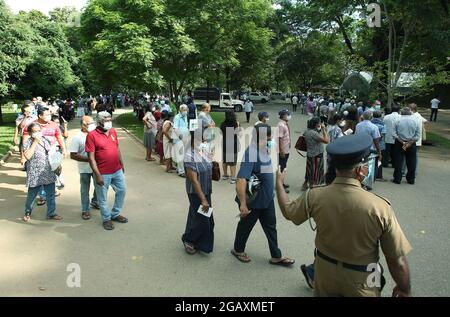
top-left (115, 112), bottom-right (144, 142)
top-left (115, 111), bottom-right (226, 142)
top-left (426, 132), bottom-right (450, 150)
top-left (0, 106), bottom-right (18, 157)
top-left (0, 125), bottom-right (15, 157)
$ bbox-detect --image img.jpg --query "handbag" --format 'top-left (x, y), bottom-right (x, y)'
top-left (212, 161), bottom-right (221, 181)
top-left (295, 134), bottom-right (307, 157)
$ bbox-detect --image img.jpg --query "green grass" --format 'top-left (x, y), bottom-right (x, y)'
top-left (115, 112), bottom-right (144, 142)
top-left (0, 125), bottom-right (15, 157)
top-left (0, 105), bottom-right (18, 156)
top-left (210, 112), bottom-right (225, 125)
top-left (426, 132), bottom-right (450, 150)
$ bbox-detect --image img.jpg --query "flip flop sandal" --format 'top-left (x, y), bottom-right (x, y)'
top-left (36, 199), bottom-right (46, 206)
top-left (231, 250), bottom-right (251, 263)
top-left (183, 241), bottom-right (197, 255)
top-left (147, 158), bottom-right (156, 161)
top-left (270, 257), bottom-right (295, 267)
top-left (81, 212), bottom-right (91, 220)
top-left (23, 213), bottom-right (31, 223)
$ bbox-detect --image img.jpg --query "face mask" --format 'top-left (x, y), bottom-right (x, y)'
top-left (152, 107), bottom-right (156, 112)
top-left (103, 122), bottom-right (112, 131)
top-left (339, 121), bottom-right (346, 128)
top-left (357, 165), bottom-right (370, 184)
top-left (265, 118), bottom-right (269, 123)
top-left (181, 111), bottom-right (187, 116)
top-left (287, 115), bottom-right (292, 121)
top-left (87, 123), bottom-right (97, 132)
top-left (43, 115), bottom-right (51, 123)
top-left (267, 140), bottom-right (273, 150)
top-left (32, 131), bottom-right (42, 139)
top-left (317, 127), bottom-right (322, 132)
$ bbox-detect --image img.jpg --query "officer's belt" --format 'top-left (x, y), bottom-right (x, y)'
top-left (316, 250), bottom-right (371, 273)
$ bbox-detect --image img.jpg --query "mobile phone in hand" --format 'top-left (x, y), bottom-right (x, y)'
top-left (61, 116), bottom-right (67, 123)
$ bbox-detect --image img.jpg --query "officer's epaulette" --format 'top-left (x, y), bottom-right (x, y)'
top-left (372, 193), bottom-right (391, 205)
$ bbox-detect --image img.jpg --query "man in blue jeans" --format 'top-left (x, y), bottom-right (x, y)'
top-left (86, 112), bottom-right (127, 230)
top-left (69, 115), bottom-right (100, 220)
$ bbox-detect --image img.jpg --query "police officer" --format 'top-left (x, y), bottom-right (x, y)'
top-left (275, 134), bottom-right (412, 297)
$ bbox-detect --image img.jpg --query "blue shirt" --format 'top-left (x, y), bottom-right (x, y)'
top-left (355, 120), bottom-right (381, 150)
top-left (392, 115), bottom-right (420, 142)
top-left (173, 113), bottom-right (189, 143)
top-left (371, 118), bottom-right (386, 150)
top-left (236, 144), bottom-right (274, 210)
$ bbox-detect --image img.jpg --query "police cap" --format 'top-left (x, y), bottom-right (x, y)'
top-left (327, 134), bottom-right (373, 167)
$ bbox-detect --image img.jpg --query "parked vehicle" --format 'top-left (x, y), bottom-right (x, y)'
top-left (270, 92), bottom-right (286, 100)
top-left (248, 92), bottom-right (269, 103)
top-left (193, 87), bottom-right (244, 112)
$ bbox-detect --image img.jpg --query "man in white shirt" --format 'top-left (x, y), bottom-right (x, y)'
top-left (292, 95), bottom-right (299, 112)
top-left (430, 98), bottom-right (440, 122)
top-left (69, 116), bottom-right (100, 220)
top-left (409, 103), bottom-right (427, 174)
top-left (382, 104), bottom-right (401, 168)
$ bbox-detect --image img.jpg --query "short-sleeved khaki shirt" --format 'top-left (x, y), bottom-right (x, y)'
top-left (284, 177), bottom-right (412, 265)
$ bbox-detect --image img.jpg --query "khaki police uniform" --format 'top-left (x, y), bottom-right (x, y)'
top-left (284, 177), bottom-right (412, 297)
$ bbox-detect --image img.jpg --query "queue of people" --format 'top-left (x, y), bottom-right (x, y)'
top-left (13, 93), bottom-right (422, 298)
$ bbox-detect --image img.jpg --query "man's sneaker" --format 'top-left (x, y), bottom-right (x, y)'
top-left (301, 264), bottom-right (315, 289)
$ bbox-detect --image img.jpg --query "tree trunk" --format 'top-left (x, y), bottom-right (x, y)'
top-left (225, 66), bottom-right (231, 92)
top-left (335, 17), bottom-right (355, 55)
top-left (0, 103), bottom-right (4, 125)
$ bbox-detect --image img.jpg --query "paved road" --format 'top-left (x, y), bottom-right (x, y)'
top-left (0, 105), bottom-right (449, 297)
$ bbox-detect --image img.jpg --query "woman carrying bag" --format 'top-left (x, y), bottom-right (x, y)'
top-left (181, 134), bottom-right (215, 255)
top-left (22, 123), bottom-right (63, 222)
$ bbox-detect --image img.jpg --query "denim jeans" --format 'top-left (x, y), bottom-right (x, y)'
top-left (94, 169), bottom-right (126, 221)
top-left (25, 183), bottom-right (56, 217)
top-left (80, 173), bottom-right (98, 212)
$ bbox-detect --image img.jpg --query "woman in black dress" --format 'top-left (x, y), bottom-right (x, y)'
top-left (220, 110), bottom-right (240, 184)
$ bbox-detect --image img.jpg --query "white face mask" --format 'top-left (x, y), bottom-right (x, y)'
top-left (43, 115), bottom-right (51, 123)
top-left (265, 118), bottom-right (269, 123)
top-left (287, 115), bottom-right (292, 121)
top-left (32, 131), bottom-right (42, 139)
top-left (103, 122), bottom-right (112, 131)
top-left (339, 121), bottom-right (346, 128)
top-left (87, 123), bottom-right (97, 132)
top-left (181, 111), bottom-right (187, 116)
top-left (152, 107), bottom-right (156, 112)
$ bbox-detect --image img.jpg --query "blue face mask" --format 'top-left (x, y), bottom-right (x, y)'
top-left (267, 140), bottom-right (273, 150)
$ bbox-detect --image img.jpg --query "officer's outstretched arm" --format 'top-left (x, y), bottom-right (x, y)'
top-left (276, 167), bottom-right (308, 225)
top-left (386, 256), bottom-right (411, 297)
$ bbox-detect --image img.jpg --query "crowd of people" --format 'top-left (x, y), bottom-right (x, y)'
top-left (12, 91), bottom-right (442, 298)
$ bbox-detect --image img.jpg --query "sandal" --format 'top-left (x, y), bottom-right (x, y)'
top-left (231, 250), bottom-right (251, 263)
top-left (147, 158), bottom-right (156, 162)
top-left (23, 213), bottom-right (31, 223)
top-left (47, 214), bottom-right (63, 221)
top-left (182, 240), bottom-right (197, 255)
top-left (81, 212), bottom-right (91, 220)
top-left (112, 215), bottom-right (128, 223)
top-left (36, 199), bottom-right (46, 206)
top-left (103, 220), bottom-right (114, 230)
top-left (179, 173), bottom-right (186, 178)
top-left (269, 257), bottom-right (295, 267)
top-left (222, 175), bottom-right (230, 180)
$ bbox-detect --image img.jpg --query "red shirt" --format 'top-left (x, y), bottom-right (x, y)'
top-left (23, 121), bottom-right (61, 146)
top-left (85, 127), bottom-right (122, 175)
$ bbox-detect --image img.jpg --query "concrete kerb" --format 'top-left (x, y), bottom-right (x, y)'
top-left (0, 145), bottom-right (17, 166)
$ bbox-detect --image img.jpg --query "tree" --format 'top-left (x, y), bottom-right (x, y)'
top-left (0, 0), bottom-right (34, 123)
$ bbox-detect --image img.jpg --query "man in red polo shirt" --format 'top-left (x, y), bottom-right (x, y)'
top-left (86, 111), bottom-right (128, 230)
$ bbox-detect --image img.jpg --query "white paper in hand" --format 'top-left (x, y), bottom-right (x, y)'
top-left (197, 205), bottom-right (213, 218)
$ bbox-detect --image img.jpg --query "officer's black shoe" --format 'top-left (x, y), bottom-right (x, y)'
top-left (300, 264), bottom-right (314, 290)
